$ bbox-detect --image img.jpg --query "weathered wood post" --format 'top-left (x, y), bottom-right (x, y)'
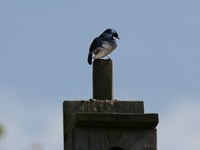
top-left (93, 59), bottom-right (113, 100)
top-left (63, 59), bottom-right (159, 150)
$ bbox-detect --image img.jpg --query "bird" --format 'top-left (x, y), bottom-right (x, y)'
top-left (87, 29), bottom-right (119, 65)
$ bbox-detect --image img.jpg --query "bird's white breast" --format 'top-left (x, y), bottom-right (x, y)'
top-left (93, 41), bottom-right (117, 59)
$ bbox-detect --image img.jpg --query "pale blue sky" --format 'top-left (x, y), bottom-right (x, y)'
top-left (0, 1), bottom-right (200, 150)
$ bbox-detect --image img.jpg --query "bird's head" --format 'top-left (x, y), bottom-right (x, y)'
top-left (103, 29), bottom-right (120, 40)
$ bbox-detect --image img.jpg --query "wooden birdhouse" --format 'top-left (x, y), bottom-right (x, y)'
top-left (63, 59), bottom-right (159, 150)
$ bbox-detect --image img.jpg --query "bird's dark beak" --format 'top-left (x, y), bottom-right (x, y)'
top-left (114, 36), bottom-right (120, 40)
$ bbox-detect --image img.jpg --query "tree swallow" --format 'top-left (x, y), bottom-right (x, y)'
top-left (87, 29), bottom-right (119, 65)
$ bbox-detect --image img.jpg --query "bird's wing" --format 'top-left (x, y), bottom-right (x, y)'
top-left (89, 37), bottom-right (104, 53)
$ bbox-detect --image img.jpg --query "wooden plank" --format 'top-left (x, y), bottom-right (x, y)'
top-left (76, 112), bottom-right (159, 128)
top-left (63, 100), bottom-right (144, 114)
top-left (74, 127), bottom-right (157, 150)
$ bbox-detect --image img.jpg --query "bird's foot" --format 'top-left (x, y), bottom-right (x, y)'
top-left (106, 55), bottom-right (112, 63)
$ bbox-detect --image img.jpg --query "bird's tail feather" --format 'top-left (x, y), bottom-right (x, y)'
top-left (87, 53), bottom-right (92, 65)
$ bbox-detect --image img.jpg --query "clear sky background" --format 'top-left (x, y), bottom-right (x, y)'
top-left (0, 0), bottom-right (200, 150)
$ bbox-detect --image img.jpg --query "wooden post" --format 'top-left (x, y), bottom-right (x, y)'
top-left (63, 59), bottom-right (159, 150)
top-left (93, 59), bottom-right (113, 100)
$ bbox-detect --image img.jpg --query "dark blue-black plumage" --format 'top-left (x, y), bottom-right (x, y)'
top-left (87, 29), bottom-right (119, 65)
